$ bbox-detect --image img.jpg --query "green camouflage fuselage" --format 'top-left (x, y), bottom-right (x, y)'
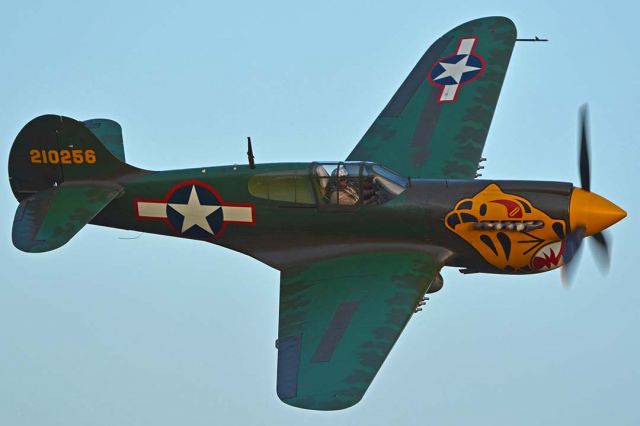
top-left (91, 162), bottom-right (574, 274)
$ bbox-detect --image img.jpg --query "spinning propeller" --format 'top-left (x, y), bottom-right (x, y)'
top-left (561, 105), bottom-right (625, 287)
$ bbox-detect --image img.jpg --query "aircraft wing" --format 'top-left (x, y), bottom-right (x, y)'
top-left (276, 250), bottom-right (446, 410)
top-left (347, 16), bottom-right (517, 179)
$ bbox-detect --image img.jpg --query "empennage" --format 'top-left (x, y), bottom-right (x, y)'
top-left (8, 115), bottom-right (139, 252)
top-left (84, 118), bottom-right (126, 163)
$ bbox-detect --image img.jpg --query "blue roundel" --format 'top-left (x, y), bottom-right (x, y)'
top-left (166, 184), bottom-right (224, 238)
top-left (430, 54), bottom-right (483, 86)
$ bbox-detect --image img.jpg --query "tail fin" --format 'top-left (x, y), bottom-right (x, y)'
top-left (8, 115), bottom-right (138, 252)
top-left (8, 114), bottom-right (136, 202)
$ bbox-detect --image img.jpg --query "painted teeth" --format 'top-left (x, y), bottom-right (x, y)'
top-left (474, 220), bottom-right (543, 231)
top-left (532, 241), bottom-right (564, 271)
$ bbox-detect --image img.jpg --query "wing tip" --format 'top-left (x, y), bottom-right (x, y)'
top-left (277, 391), bottom-right (363, 411)
top-left (448, 16), bottom-right (516, 41)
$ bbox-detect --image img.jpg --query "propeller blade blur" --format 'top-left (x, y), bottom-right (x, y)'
top-left (561, 227), bottom-right (585, 288)
top-left (579, 104), bottom-right (591, 192)
top-left (590, 231), bottom-right (610, 274)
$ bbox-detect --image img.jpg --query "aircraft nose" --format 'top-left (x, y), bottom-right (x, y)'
top-left (569, 188), bottom-right (627, 236)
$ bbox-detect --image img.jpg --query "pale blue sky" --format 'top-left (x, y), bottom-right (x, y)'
top-left (1, 1), bottom-right (638, 425)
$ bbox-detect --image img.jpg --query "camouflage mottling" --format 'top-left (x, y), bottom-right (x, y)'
top-left (277, 251), bottom-right (441, 410)
top-left (347, 17), bottom-right (516, 179)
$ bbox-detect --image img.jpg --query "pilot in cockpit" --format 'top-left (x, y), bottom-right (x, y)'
top-left (327, 166), bottom-right (359, 205)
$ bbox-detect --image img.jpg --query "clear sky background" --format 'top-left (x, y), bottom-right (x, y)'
top-left (1, 1), bottom-right (638, 425)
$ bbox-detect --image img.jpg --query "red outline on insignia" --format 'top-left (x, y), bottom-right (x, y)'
top-left (133, 179), bottom-right (256, 240)
top-left (427, 36), bottom-right (486, 103)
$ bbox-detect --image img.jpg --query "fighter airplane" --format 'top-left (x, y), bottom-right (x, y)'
top-left (8, 16), bottom-right (626, 410)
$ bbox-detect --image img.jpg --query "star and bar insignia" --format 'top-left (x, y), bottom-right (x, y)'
top-left (135, 180), bottom-right (255, 239)
top-left (429, 37), bottom-right (485, 102)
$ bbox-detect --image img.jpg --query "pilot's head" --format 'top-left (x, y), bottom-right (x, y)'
top-left (332, 166), bottom-right (349, 187)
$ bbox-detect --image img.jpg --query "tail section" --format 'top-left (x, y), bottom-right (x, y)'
top-left (84, 118), bottom-right (126, 162)
top-left (8, 115), bottom-right (135, 202)
top-left (12, 182), bottom-right (123, 253)
top-left (8, 115), bottom-right (139, 252)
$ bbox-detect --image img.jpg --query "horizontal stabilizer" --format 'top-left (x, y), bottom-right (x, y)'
top-left (84, 118), bottom-right (126, 162)
top-left (12, 182), bottom-right (123, 253)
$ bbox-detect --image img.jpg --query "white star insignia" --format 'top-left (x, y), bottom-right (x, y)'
top-left (168, 186), bottom-right (220, 234)
top-left (433, 55), bottom-right (481, 84)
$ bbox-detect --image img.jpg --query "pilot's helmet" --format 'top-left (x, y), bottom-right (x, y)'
top-left (331, 166), bottom-right (349, 178)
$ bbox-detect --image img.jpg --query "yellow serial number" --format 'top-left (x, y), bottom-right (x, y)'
top-left (29, 149), bottom-right (97, 165)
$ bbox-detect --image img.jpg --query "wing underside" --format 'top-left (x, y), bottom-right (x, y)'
top-left (276, 250), bottom-right (445, 410)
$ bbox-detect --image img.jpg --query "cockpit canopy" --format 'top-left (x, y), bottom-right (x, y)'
top-left (248, 161), bottom-right (408, 207)
top-left (313, 162), bottom-right (407, 206)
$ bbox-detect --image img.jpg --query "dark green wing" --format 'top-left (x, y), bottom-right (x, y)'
top-left (276, 251), bottom-right (445, 410)
top-left (12, 182), bottom-right (123, 253)
top-left (347, 16), bottom-right (517, 179)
